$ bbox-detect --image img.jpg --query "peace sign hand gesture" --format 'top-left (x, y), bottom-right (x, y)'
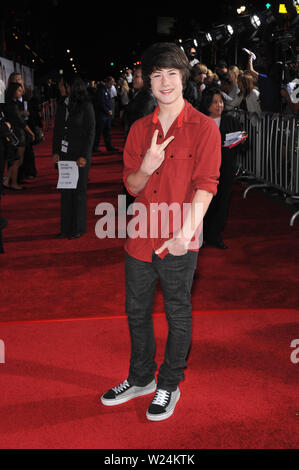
top-left (140, 129), bottom-right (174, 176)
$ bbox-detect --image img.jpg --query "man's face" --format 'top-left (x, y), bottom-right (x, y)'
top-left (150, 68), bottom-right (183, 105)
top-left (15, 86), bottom-right (23, 100)
top-left (12, 74), bottom-right (22, 84)
top-left (133, 69), bottom-right (143, 90)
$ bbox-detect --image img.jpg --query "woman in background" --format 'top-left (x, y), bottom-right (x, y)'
top-left (117, 77), bottom-right (130, 120)
top-left (236, 73), bottom-right (262, 117)
top-left (200, 87), bottom-right (244, 249)
top-left (52, 76), bottom-right (95, 239)
top-left (3, 82), bottom-right (35, 190)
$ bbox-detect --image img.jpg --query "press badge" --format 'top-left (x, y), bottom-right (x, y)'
top-left (61, 140), bottom-right (69, 153)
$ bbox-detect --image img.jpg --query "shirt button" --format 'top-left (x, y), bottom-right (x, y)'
top-left (189, 154), bottom-right (192, 158)
top-left (156, 171), bottom-right (159, 175)
top-left (154, 190), bottom-right (157, 194)
top-left (170, 155), bottom-right (174, 158)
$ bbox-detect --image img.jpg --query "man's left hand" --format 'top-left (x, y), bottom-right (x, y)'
top-left (155, 236), bottom-right (189, 257)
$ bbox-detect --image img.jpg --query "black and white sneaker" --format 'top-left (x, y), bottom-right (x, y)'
top-left (101, 379), bottom-right (156, 406)
top-left (146, 387), bottom-right (180, 421)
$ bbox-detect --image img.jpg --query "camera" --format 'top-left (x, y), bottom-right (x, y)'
top-left (0, 111), bottom-right (19, 147)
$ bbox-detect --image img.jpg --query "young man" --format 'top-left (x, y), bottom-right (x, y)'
top-left (101, 43), bottom-right (221, 421)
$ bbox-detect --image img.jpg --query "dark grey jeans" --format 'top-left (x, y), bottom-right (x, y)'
top-left (125, 250), bottom-right (198, 392)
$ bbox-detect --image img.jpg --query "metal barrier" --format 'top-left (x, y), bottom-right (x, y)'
top-left (41, 99), bottom-right (56, 133)
top-left (234, 110), bottom-right (299, 226)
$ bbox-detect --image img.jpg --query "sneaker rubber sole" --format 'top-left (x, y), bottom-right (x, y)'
top-left (146, 388), bottom-right (181, 422)
top-left (101, 380), bottom-right (156, 406)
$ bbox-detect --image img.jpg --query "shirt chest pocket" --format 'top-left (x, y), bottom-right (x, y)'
top-left (166, 149), bottom-right (194, 182)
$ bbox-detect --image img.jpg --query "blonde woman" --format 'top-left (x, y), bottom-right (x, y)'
top-left (117, 77), bottom-right (130, 119)
top-left (228, 66), bottom-right (240, 89)
top-left (237, 73), bottom-right (261, 116)
top-left (222, 65), bottom-right (240, 112)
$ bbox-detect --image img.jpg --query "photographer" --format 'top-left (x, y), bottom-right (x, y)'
top-left (247, 52), bottom-right (282, 113)
top-left (280, 61), bottom-right (299, 115)
top-left (188, 47), bottom-right (199, 67)
top-left (0, 110), bottom-right (19, 185)
top-left (3, 82), bottom-right (35, 190)
top-left (0, 108), bottom-right (19, 252)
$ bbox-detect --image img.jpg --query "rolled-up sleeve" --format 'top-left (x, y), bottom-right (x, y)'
top-left (192, 117), bottom-right (221, 195)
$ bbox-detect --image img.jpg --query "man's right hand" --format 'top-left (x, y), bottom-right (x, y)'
top-left (140, 129), bottom-right (174, 176)
top-left (52, 153), bottom-right (59, 163)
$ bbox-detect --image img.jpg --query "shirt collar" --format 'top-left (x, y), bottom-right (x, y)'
top-left (152, 99), bottom-right (187, 128)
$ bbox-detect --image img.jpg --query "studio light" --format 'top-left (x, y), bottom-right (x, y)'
top-left (250, 15), bottom-right (262, 29)
top-left (212, 24), bottom-right (234, 44)
top-left (206, 33), bottom-right (213, 43)
top-left (226, 24), bottom-right (234, 36)
top-left (237, 5), bottom-right (247, 14)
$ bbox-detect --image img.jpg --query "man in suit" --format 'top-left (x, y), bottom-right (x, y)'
top-left (93, 77), bottom-right (118, 152)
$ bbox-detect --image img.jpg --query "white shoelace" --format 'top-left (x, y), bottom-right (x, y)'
top-left (112, 380), bottom-right (130, 394)
top-left (151, 389), bottom-right (170, 407)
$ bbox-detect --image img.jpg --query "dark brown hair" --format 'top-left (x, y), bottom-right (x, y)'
top-left (5, 82), bottom-right (23, 101)
top-left (199, 87), bottom-right (223, 116)
top-left (141, 42), bottom-right (191, 90)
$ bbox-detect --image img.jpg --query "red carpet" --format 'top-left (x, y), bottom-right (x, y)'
top-left (0, 310), bottom-right (298, 449)
top-left (0, 121), bottom-right (298, 449)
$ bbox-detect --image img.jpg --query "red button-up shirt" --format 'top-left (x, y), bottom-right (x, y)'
top-left (123, 100), bottom-right (221, 262)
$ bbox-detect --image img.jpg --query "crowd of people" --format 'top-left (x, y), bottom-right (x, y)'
top-left (0, 41), bottom-right (298, 423)
top-left (0, 73), bottom-right (42, 190)
top-left (0, 71), bottom-right (45, 251)
top-left (183, 51), bottom-right (299, 117)
top-left (77, 50), bottom-right (298, 164)
top-left (0, 47), bottom-right (298, 251)
top-left (85, 69), bottom-right (157, 147)
top-left (0, 66), bottom-right (157, 248)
